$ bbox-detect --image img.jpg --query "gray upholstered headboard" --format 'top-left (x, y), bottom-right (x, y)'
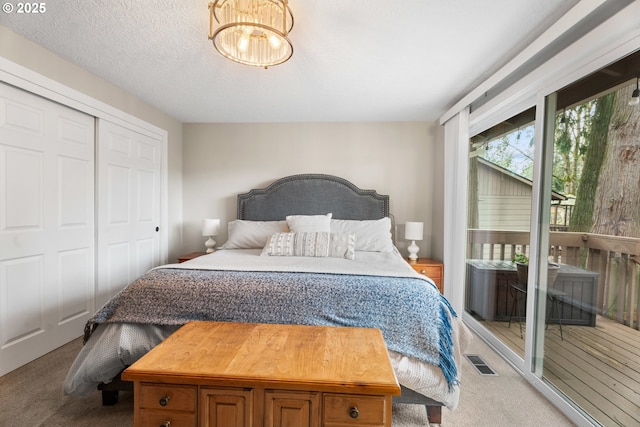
top-left (237, 174), bottom-right (389, 221)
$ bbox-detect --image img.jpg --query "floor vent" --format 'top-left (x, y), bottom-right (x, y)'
top-left (464, 354), bottom-right (498, 376)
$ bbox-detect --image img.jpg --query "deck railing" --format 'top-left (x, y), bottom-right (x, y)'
top-left (467, 229), bottom-right (640, 330)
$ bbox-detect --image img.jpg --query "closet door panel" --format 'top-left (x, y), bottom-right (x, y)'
top-left (0, 82), bottom-right (94, 376)
top-left (105, 242), bottom-right (130, 302)
top-left (1, 256), bottom-right (44, 344)
top-left (58, 247), bottom-right (92, 324)
top-left (1, 146), bottom-right (42, 232)
top-left (97, 119), bottom-right (161, 308)
top-left (59, 156), bottom-right (91, 227)
top-left (107, 164), bottom-right (131, 223)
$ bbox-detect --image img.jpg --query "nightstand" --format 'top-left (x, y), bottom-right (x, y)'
top-left (177, 251), bottom-right (206, 263)
top-left (407, 258), bottom-right (443, 294)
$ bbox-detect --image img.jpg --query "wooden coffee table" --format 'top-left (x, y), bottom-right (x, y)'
top-left (122, 321), bottom-right (400, 427)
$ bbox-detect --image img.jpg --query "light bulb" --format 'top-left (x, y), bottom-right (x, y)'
top-left (268, 34), bottom-right (282, 49)
top-left (238, 27), bottom-right (252, 52)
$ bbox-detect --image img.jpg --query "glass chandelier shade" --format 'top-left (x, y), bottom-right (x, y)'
top-left (209, 0), bottom-right (294, 68)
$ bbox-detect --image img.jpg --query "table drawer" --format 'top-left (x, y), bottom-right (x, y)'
top-left (324, 394), bottom-right (386, 425)
top-left (140, 383), bottom-right (197, 411)
top-left (411, 265), bottom-right (441, 279)
top-left (140, 409), bottom-right (196, 427)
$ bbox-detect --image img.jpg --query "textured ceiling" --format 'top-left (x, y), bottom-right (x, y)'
top-left (0, 0), bottom-right (578, 123)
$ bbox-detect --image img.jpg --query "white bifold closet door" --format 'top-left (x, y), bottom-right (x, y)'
top-left (0, 82), bottom-right (95, 375)
top-left (96, 119), bottom-right (161, 309)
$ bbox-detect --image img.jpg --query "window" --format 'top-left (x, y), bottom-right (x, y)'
top-left (466, 107), bottom-right (536, 359)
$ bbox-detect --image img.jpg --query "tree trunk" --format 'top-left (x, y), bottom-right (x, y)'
top-left (570, 94), bottom-right (614, 232)
top-left (591, 85), bottom-right (640, 237)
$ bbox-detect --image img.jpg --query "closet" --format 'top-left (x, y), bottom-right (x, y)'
top-left (0, 81), bottom-right (164, 376)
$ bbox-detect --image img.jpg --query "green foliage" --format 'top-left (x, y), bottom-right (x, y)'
top-left (556, 129), bottom-right (572, 155)
top-left (481, 135), bottom-right (515, 169)
top-left (552, 103), bottom-right (595, 195)
top-left (479, 125), bottom-right (535, 180)
top-left (512, 253), bottom-right (529, 264)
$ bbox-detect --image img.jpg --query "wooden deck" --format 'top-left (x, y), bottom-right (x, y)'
top-left (483, 315), bottom-right (640, 427)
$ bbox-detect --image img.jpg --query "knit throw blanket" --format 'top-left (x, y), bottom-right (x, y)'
top-left (85, 268), bottom-right (459, 388)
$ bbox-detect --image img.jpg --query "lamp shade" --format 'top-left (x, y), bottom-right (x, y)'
top-left (202, 218), bottom-right (220, 236)
top-left (404, 222), bottom-right (424, 241)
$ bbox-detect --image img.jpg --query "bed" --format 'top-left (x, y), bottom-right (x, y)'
top-left (63, 173), bottom-right (471, 425)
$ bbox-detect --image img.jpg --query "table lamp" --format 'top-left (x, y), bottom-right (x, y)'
top-left (405, 221), bottom-right (424, 261)
top-left (202, 218), bottom-right (220, 253)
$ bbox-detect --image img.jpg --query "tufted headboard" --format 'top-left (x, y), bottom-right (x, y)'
top-left (237, 174), bottom-right (389, 221)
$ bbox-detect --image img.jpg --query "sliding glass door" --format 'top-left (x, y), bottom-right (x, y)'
top-left (465, 108), bottom-right (537, 359)
top-left (535, 52), bottom-right (640, 427)
top-left (464, 49), bottom-right (640, 426)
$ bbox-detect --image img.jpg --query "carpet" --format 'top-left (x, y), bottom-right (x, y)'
top-left (0, 337), bottom-right (432, 426)
top-left (2, 328), bottom-right (578, 427)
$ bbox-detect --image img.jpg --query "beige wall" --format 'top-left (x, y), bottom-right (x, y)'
top-left (0, 25), bottom-right (184, 262)
top-left (183, 122), bottom-right (445, 259)
top-left (430, 124), bottom-right (445, 259)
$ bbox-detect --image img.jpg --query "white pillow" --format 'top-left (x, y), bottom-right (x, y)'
top-left (286, 213), bottom-right (332, 232)
top-left (220, 220), bottom-right (288, 249)
top-left (330, 217), bottom-right (394, 252)
top-left (261, 231), bottom-right (355, 260)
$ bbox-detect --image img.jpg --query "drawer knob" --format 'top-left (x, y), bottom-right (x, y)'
top-left (420, 269), bottom-right (426, 274)
top-left (159, 395), bottom-right (170, 406)
top-left (349, 406), bottom-right (359, 419)
top-left (160, 422), bottom-right (171, 427)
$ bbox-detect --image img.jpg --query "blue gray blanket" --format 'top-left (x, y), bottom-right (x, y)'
top-left (85, 268), bottom-right (459, 387)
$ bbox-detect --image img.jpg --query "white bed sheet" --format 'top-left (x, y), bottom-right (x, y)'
top-left (167, 247), bottom-right (427, 279)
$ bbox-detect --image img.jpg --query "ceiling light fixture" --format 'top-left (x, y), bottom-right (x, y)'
top-left (208, 0), bottom-right (294, 69)
top-left (629, 77), bottom-right (640, 106)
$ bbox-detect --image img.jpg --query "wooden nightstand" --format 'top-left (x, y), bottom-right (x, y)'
top-left (177, 251), bottom-right (206, 263)
top-left (407, 258), bottom-right (443, 294)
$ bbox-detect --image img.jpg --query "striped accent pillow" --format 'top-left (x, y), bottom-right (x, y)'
top-left (261, 232), bottom-right (355, 260)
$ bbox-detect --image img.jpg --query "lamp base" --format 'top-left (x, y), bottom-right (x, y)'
top-left (407, 240), bottom-right (419, 261)
top-left (205, 236), bottom-right (217, 254)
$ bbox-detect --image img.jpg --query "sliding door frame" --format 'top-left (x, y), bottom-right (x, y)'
top-left (443, 2), bottom-right (640, 425)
